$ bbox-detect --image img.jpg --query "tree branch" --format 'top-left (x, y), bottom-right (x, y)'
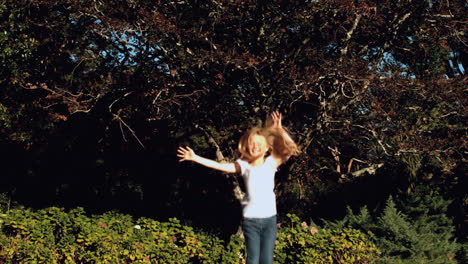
top-left (351, 163), bottom-right (384, 177)
top-left (340, 14), bottom-right (362, 58)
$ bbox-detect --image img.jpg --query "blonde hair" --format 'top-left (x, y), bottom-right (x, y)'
top-left (238, 127), bottom-right (264, 162)
top-left (238, 125), bottom-right (299, 163)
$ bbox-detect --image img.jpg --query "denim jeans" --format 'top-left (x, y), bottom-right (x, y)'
top-left (242, 215), bottom-right (277, 264)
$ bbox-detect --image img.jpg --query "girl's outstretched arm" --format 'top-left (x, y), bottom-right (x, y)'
top-left (177, 146), bottom-right (239, 173)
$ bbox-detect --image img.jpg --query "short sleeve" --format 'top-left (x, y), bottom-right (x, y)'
top-left (236, 159), bottom-right (248, 175)
top-left (265, 156), bottom-right (278, 171)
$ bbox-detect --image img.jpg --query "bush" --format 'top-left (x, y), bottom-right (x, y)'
top-left (0, 207), bottom-right (379, 263)
top-left (0, 207), bottom-right (232, 263)
top-left (275, 214), bottom-right (380, 264)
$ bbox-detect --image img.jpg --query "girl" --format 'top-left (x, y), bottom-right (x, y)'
top-left (177, 111), bottom-right (299, 264)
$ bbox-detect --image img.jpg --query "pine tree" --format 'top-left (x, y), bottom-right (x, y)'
top-left (324, 191), bottom-right (460, 263)
top-left (376, 197), bottom-right (419, 263)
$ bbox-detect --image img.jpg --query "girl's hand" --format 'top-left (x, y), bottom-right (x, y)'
top-left (271, 111), bottom-right (282, 128)
top-left (177, 146), bottom-right (196, 162)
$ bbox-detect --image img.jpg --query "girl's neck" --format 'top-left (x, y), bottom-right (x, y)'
top-left (249, 156), bottom-right (265, 167)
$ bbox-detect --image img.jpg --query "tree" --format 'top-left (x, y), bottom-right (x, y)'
top-left (0, 0), bottom-right (465, 240)
top-left (324, 190), bottom-right (460, 263)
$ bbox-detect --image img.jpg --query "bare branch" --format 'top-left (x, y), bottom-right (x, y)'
top-left (352, 124), bottom-right (390, 156)
top-left (195, 124), bottom-right (245, 204)
top-left (196, 125), bottom-right (225, 162)
top-left (340, 14), bottom-right (362, 58)
top-left (351, 163), bottom-right (384, 177)
top-left (114, 114), bottom-right (146, 149)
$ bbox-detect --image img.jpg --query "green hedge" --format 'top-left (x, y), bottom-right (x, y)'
top-left (275, 214), bottom-right (380, 264)
top-left (0, 207), bottom-right (379, 263)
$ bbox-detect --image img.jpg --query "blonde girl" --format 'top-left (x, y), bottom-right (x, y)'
top-left (177, 111), bottom-right (299, 264)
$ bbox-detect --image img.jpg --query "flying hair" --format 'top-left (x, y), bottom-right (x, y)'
top-left (238, 119), bottom-right (299, 163)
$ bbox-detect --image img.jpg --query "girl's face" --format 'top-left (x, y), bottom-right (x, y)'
top-left (248, 134), bottom-right (268, 159)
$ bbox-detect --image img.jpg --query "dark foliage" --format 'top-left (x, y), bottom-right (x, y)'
top-left (0, 0), bottom-right (466, 244)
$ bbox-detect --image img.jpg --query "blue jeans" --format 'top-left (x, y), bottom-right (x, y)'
top-left (242, 215), bottom-right (277, 264)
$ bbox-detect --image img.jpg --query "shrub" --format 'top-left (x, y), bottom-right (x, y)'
top-left (275, 214), bottom-right (380, 264)
top-left (0, 207), bottom-right (379, 263)
top-left (0, 207), bottom-right (229, 263)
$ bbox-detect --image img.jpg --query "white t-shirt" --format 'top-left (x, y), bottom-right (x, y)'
top-left (236, 156), bottom-right (277, 218)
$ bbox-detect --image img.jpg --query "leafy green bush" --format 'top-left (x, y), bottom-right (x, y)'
top-left (0, 207), bottom-right (233, 263)
top-left (0, 207), bottom-right (379, 263)
top-left (275, 214), bottom-right (380, 264)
